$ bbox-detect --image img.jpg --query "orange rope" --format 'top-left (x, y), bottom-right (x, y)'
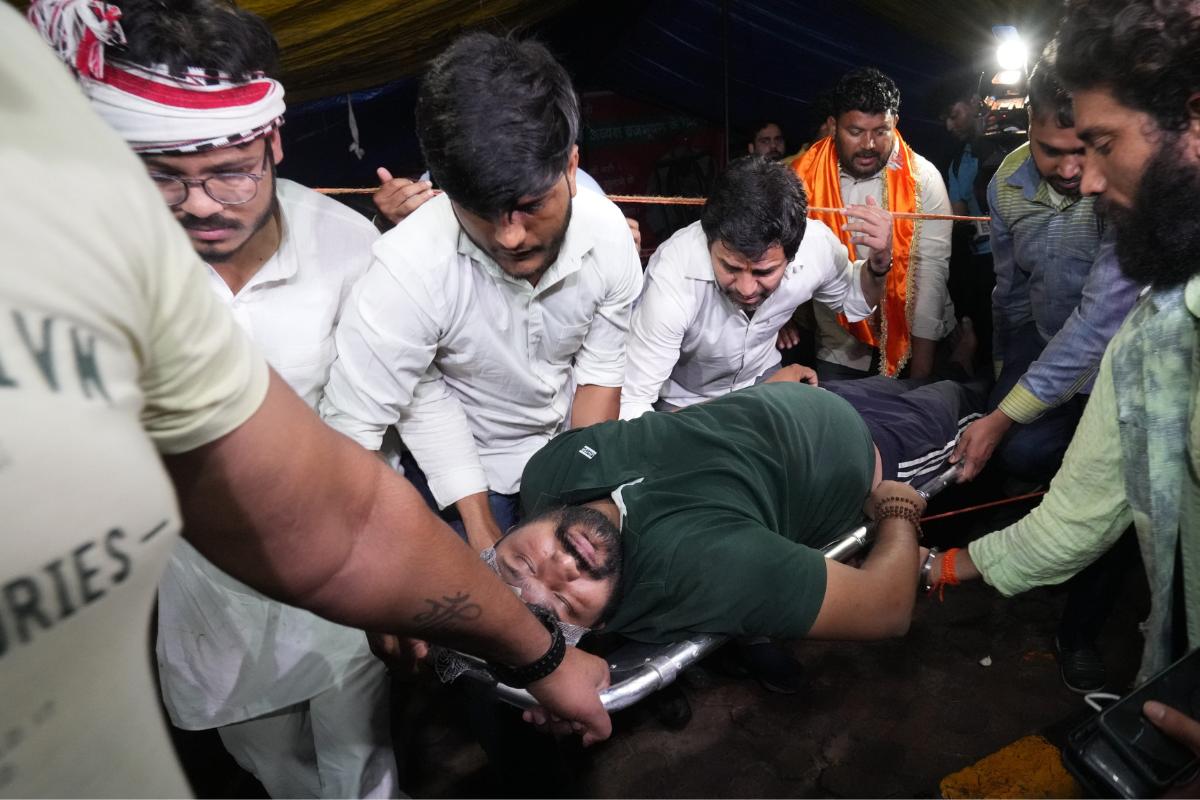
top-left (316, 187), bottom-right (385, 195)
top-left (314, 186), bottom-right (989, 223)
top-left (605, 193), bottom-right (703, 206)
top-left (919, 490), bottom-right (1046, 524)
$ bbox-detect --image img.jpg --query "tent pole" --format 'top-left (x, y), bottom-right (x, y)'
top-left (721, 0), bottom-right (730, 169)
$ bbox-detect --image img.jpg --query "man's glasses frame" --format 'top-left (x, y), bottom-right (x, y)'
top-left (149, 148), bottom-right (272, 208)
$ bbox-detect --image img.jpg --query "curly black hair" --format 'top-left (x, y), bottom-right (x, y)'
top-left (1055, 0), bottom-right (1200, 133)
top-left (110, 0), bottom-right (280, 80)
top-left (701, 156), bottom-right (808, 261)
top-left (828, 67), bottom-right (901, 118)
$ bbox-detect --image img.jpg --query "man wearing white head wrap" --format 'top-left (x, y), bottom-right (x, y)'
top-left (28, 0), bottom-right (285, 154)
top-left (27, 1), bottom-right (398, 796)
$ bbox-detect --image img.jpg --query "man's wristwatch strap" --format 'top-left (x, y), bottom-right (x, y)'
top-left (490, 604), bottom-right (566, 688)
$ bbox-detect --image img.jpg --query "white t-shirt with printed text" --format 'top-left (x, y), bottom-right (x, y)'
top-left (0, 9), bottom-right (268, 796)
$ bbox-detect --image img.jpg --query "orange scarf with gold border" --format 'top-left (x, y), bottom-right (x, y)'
top-left (792, 132), bottom-right (922, 376)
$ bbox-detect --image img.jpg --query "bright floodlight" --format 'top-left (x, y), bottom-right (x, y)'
top-left (992, 25), bottom-right (1026, 71)
top-left (997, 39), bottom-right (1027, 71)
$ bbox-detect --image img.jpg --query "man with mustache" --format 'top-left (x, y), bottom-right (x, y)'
top-left (948, 56), bottom-right (1142, 694)
top-left (29, 0), bottom-right (405, 795)
top-left (620, 155), bottom-right (888, 421)
top-left (321, 33), bottom-right (642, 556)
top-left (748, 120), bottom-right (789, 161)
top-left (793, 67), bottom-right (954, 380)
top-left (618, 153), bottom-right (890, 692)
top-left (925, 0), bottom-right (1200, 778)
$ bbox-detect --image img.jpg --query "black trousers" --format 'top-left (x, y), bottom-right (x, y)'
top-left (823, 376), bottom-right (988, 484)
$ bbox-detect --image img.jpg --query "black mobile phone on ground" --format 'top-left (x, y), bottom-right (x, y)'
top-left (1098, 647), bottom-right (1200, 788)
top-left (1064, 713), bottom-right (1156, 798)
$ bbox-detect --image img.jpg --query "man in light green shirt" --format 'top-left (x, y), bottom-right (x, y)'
top-left (926, 0), bottom-right (1200, 775)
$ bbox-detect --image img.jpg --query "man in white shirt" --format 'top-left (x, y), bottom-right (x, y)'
top-left (321, 33), bottom-right (643, 553)
top-left (793, 68), bottom-right (954, 379)
top-left (33, 2), bottom-right (397, 795)
top-left (4, 4), bottom-right (612, 797)
top-left (621, 155), bottom-right (890, 419)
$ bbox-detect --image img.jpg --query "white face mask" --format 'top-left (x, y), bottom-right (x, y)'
top-left (429, 549), bottom-right (595, 684)
top-left (478, 546), bottom-right (590, 646)
top-left (479, 545), bottom-right (522, 598)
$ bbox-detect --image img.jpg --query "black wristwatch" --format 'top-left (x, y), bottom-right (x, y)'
top-left (490, 604), bottom-right (566, 688)
top-left (868, 257), bottom-right (893, 278)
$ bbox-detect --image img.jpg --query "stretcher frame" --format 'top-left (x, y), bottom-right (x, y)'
top-left (458, 465), bottom-right (961, 711)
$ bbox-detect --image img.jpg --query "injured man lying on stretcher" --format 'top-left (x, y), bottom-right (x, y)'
top-left (484, 378), bottom-right (983, 645)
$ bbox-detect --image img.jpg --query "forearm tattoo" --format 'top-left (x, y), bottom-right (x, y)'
top-left (413, 591), bottom-right (482, 630)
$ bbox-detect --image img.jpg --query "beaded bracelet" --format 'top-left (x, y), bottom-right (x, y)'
top-left (874, 495), bottom-right (921, 515)
top-left (874, 496), bottom-right (923, 536)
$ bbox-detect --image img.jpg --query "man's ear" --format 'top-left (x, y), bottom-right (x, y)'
top-left (269, 129), bottom-right (284, 167)
top-left (1187, 93), bottom-right (1200, 159)
top-left (565, 144), bottom-right (579, 198)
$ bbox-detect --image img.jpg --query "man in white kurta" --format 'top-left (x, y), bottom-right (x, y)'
top-left (154, 180), bottom-right (394, 799)
top-left (33, 2), bottom-right (399, 796)
top-left (320, 34), bottom-right (642, 554)
top-left (621, 156), bottom-right (886, 419)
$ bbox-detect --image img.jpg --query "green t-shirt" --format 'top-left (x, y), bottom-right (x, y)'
top-left (521, 383), bottom-right (875, 643)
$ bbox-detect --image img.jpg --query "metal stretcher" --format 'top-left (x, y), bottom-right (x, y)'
top-left (458, 464), bottom-right (961, 712)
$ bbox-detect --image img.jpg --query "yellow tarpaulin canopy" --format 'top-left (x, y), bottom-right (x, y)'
top-left (239, 0), bottom-right (580, 101)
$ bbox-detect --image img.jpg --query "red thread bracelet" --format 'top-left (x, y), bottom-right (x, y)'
top-left (934, 547), bottom-right (962, 601)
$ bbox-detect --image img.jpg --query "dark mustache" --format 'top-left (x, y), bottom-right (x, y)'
top-left (501, 247), bottom-right (544, 258)
top-left (179, 214), bottom-right (242, 232)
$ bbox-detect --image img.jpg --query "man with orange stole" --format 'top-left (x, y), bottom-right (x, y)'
top-left (794, 68), bottom-right (954, 380)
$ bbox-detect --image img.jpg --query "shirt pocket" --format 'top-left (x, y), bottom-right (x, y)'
top-left (545, 320), bottom-right (591, 364)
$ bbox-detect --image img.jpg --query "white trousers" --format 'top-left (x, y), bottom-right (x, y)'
top-left (216, 656), bottom-right (398, 798)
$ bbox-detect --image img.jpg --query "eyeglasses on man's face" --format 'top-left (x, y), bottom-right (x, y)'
top-left (148, 148), bottom-right (272, 208)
